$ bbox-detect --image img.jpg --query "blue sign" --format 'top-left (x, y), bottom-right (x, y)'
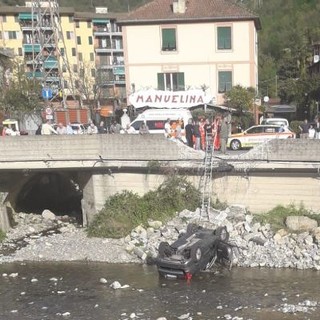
top-left (42, 88), bottom-right (53, 100)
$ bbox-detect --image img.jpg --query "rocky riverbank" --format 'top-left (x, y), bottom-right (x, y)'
top-left (1, 206), bottom-right (320, 271)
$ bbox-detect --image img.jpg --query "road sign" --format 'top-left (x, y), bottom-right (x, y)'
top-left (42, 88), bottom-right (53, 100)
top-left (45, 107), bottom-right (53, 115)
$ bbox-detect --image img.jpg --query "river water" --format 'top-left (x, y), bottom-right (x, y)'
top-left (0, 262), bottom-right (319, 320)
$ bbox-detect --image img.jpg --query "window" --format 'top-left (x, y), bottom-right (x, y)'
top-left (66, 31), bottom-right (74, 40)
top-left (90, 52), bottom-right (94, 61)
top-left (68, 16), bottom-right (73, 23)
top-left (88, 36), bottom-right (93, 45)
top-left (1, 16), bottom-right (7, 23)
top-left (87, 21), bottom-right (91, 28)
top-left (73, 64), bottom-right (78, 72)
top-left (6, 31), bottom-right (17, 40)
top-left (218, 71), bottom-right (232, 93)
top-left (217, 26), bottom-right (231, 50)
top-left (161, 28), bottom-right (176, 51)
top-left (72, 48), bottom-right (76, 56)
top-left (18, 48), bottom-right (23, 56)
top-left (78, 52), bottom-right (83, 61)
top-left (60, 48), bottom-right (65, 56)
top-left (75, 21), bottom-right (79, 28)
top-left (77, 36), bottom-right (81, 45)
top-left (157, 72), bottom-right (184, 91)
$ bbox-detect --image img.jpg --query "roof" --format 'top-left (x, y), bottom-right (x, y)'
top-left (119, 0), bottom-right (261, 29)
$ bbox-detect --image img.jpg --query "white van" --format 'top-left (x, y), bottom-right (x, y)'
top-left (127, 108), bottom-right (193, 135)
top-left (261, 117), bottom-right (289, 127)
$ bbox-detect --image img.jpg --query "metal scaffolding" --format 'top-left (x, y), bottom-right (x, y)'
top-left (30, 0), bottom-right (74, 107)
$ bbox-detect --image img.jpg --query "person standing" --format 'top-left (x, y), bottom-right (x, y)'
top-left (299, 119), bottom-right (309, 139)
top-left (185, 118), bottom-right (194, 148)
top-left (56, 123), bottom-right (67, 135)
top-left (87, 122), bottom-right (98, 134)
top-left (139, 122), bottom-right (149, 134)
top-left (220, 116), bottom-right (229, 154)
top-left (41, 120), bottom-right (57, 135)
top-left (164, 118), bottom-right (172, 138)
top-left (193, 120), bottom-right (201, 150)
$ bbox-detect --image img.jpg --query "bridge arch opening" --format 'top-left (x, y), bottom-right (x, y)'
top-left (14, 173), bottom-right (83, 224)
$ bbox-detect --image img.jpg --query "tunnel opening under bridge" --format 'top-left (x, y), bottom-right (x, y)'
top-left (14, 173), bottom-right (83, 225)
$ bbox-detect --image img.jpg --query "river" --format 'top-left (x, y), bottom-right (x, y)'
top-left (0, 262), bottom-right (319, 320)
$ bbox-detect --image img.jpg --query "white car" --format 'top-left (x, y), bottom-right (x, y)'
top-left (227, 125), bottom-right (295, 151)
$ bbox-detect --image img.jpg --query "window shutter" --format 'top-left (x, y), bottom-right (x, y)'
top-left (162, 28), bottom-right (176, 50)
top-left (218, 27), bottom-right (231, 50)
top-left (157, 73), bottom-right (165, 90)
top-left (177, 73), bottom-right (185, 90)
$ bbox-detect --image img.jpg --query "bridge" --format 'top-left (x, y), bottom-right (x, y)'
top-left (0, 135), bottom-right (320, 231)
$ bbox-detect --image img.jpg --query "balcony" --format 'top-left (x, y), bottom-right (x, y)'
top-left (95, 46), bottom-right (123, 53)
top-left (26, 71), bottom-right (43, 78)
top-left (24, 44), bottom-right (41, 53)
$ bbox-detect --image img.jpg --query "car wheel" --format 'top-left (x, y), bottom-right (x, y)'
top-left (230, 139), bottom-right (241, 151)
top-left (215, 226), bottom-right (229, 241)
top-left (158, 241), bottom-right (172, 258)
top-left (190, 244), bottom-right (203, 262)
top-left (186, 223), bottom-right (200, 234)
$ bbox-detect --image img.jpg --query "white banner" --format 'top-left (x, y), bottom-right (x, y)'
top-left (129, 89), bottom-right (213, 109)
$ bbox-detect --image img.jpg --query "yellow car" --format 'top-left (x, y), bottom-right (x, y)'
top-left (227, 125), bottom-right (295, 151)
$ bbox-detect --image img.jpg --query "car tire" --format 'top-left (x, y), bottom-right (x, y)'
top-left (158, 241), bottom-right (172, 258)
top-left (186, 223), bottom-right (200, 234)
top-left (190, 244), bottom-right (204, 262)
top-left (230, 139), bottom-right (241, 151)
top-left (215, 226), bottom-right (229, 242)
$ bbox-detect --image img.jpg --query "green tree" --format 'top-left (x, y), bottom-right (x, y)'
top-left (224, 85), bottom-right (255, 115)
top-left (0, 61), bottom-right (42, 118)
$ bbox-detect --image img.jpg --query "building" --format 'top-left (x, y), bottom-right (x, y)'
top-left (0, 2), bottom-right (126, 122)
top-left (119, 0), bottom-right (261, 109)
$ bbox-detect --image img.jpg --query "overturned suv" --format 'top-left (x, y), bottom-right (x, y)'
top-left (156, 224), bottom-right (233, 280)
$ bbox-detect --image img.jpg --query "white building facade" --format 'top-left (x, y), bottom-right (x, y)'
top-left (119, 0), bottom-right (261, 108)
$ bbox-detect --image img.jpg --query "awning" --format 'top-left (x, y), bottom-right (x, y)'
top-left (18, 13), bottom-right (37, 20)
top-left (266, 104), bottom-right (297, 113)
top-left (92, 19), bottom-right (110, 24)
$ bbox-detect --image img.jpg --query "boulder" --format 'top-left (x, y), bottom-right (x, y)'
top-left (41, 209), bottom-right (56, 220)
top-left (285, 216), bottom-right (317, 232)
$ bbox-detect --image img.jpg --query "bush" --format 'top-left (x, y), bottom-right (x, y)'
top-left (87, 175), bottom-right (201, 238)
top-left (0, 229), bottom-right (5, 242)
top-left (253, 204), bottom-right (314, 232)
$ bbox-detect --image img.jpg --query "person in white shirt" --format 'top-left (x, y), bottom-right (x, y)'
top-left (56, 123), bottom-right (67, 134)
top-left (87, 123), bottom-right (98, 134)
top-left (164, 118), bottom-right (172, 138)
top-left (41, 120), bottom-right (57, 135)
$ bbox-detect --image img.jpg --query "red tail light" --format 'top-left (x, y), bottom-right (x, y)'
top-left (185, 272), bottom-right (192, 281)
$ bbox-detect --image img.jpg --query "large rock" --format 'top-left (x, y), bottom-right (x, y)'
top-left (41, 209), bottom-right (56, 220)
top-left (285, 216), bottom-right (317, 232)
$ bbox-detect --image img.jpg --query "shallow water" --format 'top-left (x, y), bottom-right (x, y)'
top-left (0, 262), bottom-right (319, 320)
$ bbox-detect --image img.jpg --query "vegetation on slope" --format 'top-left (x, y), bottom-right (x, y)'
top-left (87, 175), bottom-right (201, 238)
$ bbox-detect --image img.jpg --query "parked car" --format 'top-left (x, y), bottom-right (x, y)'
top-left (227, 124), bottom-right (295, 151)
top-left (260, 117), bottom-right (289, 127)
top-left (156, 224), bottom-right (233, 280)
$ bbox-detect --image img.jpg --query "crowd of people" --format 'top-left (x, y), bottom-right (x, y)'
top-left (164, 114), bottom-right (231, 154)
top-left (1, 114), bottom-right (232, 155)
top-left (298, 117), bottom-right (320, 139)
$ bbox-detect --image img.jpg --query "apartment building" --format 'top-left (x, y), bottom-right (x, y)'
top-left (0, 3), bottom-right (126, 115)
top-left (119, 0), bottom-right (261, 109)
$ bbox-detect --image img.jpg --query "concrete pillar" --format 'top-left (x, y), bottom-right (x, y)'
top-left (0, 193), bottom-right (11, 232)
